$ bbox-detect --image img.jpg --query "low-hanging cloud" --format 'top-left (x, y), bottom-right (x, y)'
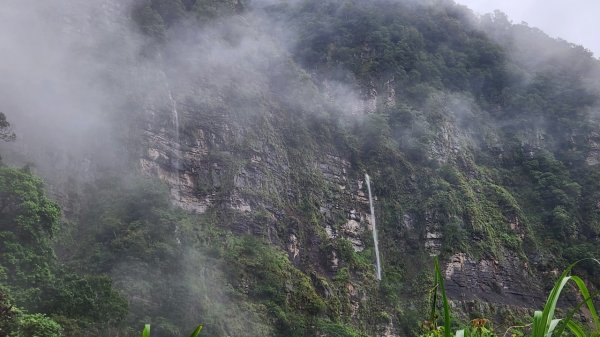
top-left (0, 0), bottom-right (364, 182)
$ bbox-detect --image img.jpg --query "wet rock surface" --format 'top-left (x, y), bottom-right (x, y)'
top-left (444, 252), bottom-right (545, 308)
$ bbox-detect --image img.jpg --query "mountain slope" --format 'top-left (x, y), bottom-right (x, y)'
top-left (1, 0), bottom-right (599, 336)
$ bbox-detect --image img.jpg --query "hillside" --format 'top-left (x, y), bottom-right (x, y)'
top-left (0, 0), bottom-right (599, 336)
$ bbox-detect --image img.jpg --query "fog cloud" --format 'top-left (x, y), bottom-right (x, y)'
top-left (0, 0), bottom-right (366, 194)
top-left (455, 0), bottom-right (600, 58)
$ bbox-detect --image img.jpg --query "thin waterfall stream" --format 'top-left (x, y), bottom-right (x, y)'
top-left (165, 81), bottom-right (180, 169)
top-left (157, 53), bottom-right (181, 170)
top-left (157, 57), bottom-right (183, 247)
top-left (365, 173), bottom-right (382, 281)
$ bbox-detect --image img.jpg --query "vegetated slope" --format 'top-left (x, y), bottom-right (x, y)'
top-left (272, 0), bottom-right (600, 313)
top-left (1, 0), bottom-right (600, 336)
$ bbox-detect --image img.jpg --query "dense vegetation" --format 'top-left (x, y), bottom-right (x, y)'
top-left (272, 0), bottom-right (600, 273)
top-left (0, 167), bottom-right (128, 336)
top-left (2, 0), bottom-right (600, 336)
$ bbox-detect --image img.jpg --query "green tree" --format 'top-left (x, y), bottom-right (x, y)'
top-left (0, 287), bottom-right (20, 336)
top-left (0, 167), bottom-right (128, 333)
top-left (0, 287), bottom-right (63, 337)
top-left (0, 167), bottom-right (60, 306)
top-left (17, 314), bottom-right (62, 337)
top-left (0, 112), bottom-right (15, 142)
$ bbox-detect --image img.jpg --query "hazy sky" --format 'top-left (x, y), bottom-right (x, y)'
top-left (455, 0), bottom-right (599, 58)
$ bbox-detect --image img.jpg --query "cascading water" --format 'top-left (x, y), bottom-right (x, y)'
top-left (157, 53), bottom-right (181, 170)
top-left (159, 62), bottom-right (183, 245)
top-left (169, 92), bottom-right (179, 144)
top-left (165, 81), bottom-right (180, 169)
top-left (365, 173), bottom-right (382, 281)
top-left (167, 87), bottom-right (182, 245)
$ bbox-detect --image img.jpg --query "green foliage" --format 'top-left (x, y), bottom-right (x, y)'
top-left (0, 167), bottom-right (128, 335)
top-left (0, 167), bottom-right (60, 305)
top-left (0, 288), bottom-right (21, 336)
top-left (73, 176), bottom-right (182, 271)
top-left (224, 236), bottom-right (326, 318)
top-left (16, 313), bottom-right (62, 337)
top-left (0, 167), bottom-right (60, 240)
top-left (65, 177), bottom-right (279, 336)
top-left (315, 319), bottom-right (365, 337)
top-left (278, 0), bottom-right (507, 104)
top-left (142, 324), bottom-right (150, 337)
top-left (531, 260), bottom-right (600, 337)
top-left (187, 324), bottom-right (204, 337)
top-left (0, 112), bottom-right (16, 142)
top-left (140, 323), bottom-right (204, 337)
top-left (131, 0), bottom-right (245, 37)
top-left (0, 287), bottom-right (63, 337)
top-left (267, 0), bottom-right (600, 275)
top-left (40, 274), bottom-right (127, 323)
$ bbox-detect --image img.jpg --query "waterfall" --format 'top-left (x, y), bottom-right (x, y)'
top-left (365, 173), bottom-right (382, 281)
top-left (157, 56), bottom-right (183, 210)
top-left (164, 78), bottom-right (182, 200)
top-left (167, 86), bottom-right (180, 163)
top-left (157, 53), bottom-right (181, 170)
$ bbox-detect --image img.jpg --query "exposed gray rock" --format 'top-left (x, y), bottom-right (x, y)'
top-left (288, 234), bottom-right (300, 260)
top-left (341, 219), bottom-right (365, 252)
top-left (424, 211), bottom-right (443, 256)
top-left (586, 131), bottom-right (600, 165)
top-left (444, 252), bottom-right (545, 309)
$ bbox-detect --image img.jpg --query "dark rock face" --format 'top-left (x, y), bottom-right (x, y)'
top-left (136, 79), bottom-right (554, 335)
top-left (444, 253), bottom-right (545, 308)
top-left (135, 66), bottom-right (575, 334)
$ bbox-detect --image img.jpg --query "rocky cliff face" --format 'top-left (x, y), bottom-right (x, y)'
top-left (135, 68), bottom-right (561, 334)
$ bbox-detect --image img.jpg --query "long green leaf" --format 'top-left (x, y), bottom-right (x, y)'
top-left (555, 290), bottom-right (600, 337)
top-left (141, 324), bottom-right (150, 337)
top-left (533, 259), bottom-right (600, 337)
top-left (540, 274), bottom-right (571, 337)
top-left (188, 324), bottom-right (203, 337)
top-left (570, 275), bottom-right (600, 332)
top-left (533, 261), bottom-right (576, 337)
top-left (566, 320), bottom-right (587, 337)
top-left (533, 310), bottom-right (543, 337)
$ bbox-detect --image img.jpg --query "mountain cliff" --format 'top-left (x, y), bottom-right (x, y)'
top-left (1, 0), bottom-right (599, 336)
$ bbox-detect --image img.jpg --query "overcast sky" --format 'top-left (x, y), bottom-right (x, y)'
top-left (455, 0), bottom-right (599, 58)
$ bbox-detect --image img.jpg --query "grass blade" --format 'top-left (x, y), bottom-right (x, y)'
top-left (555, 290), bottom-right (600, 337)
top-left (533, 261), bottom-right (576, 337)
top-left (533, 310), bottom-right (543, 337)
top-left (533, 259), bottom-right (600, 337)
top-left (566, 320), bottom-right (587, 337)
top-left (141, 324), bottom-right (150, 337)
top-left (570, 276), bottom-right (600, 332)
top-left (188, 324), bottom-right (204, 337)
